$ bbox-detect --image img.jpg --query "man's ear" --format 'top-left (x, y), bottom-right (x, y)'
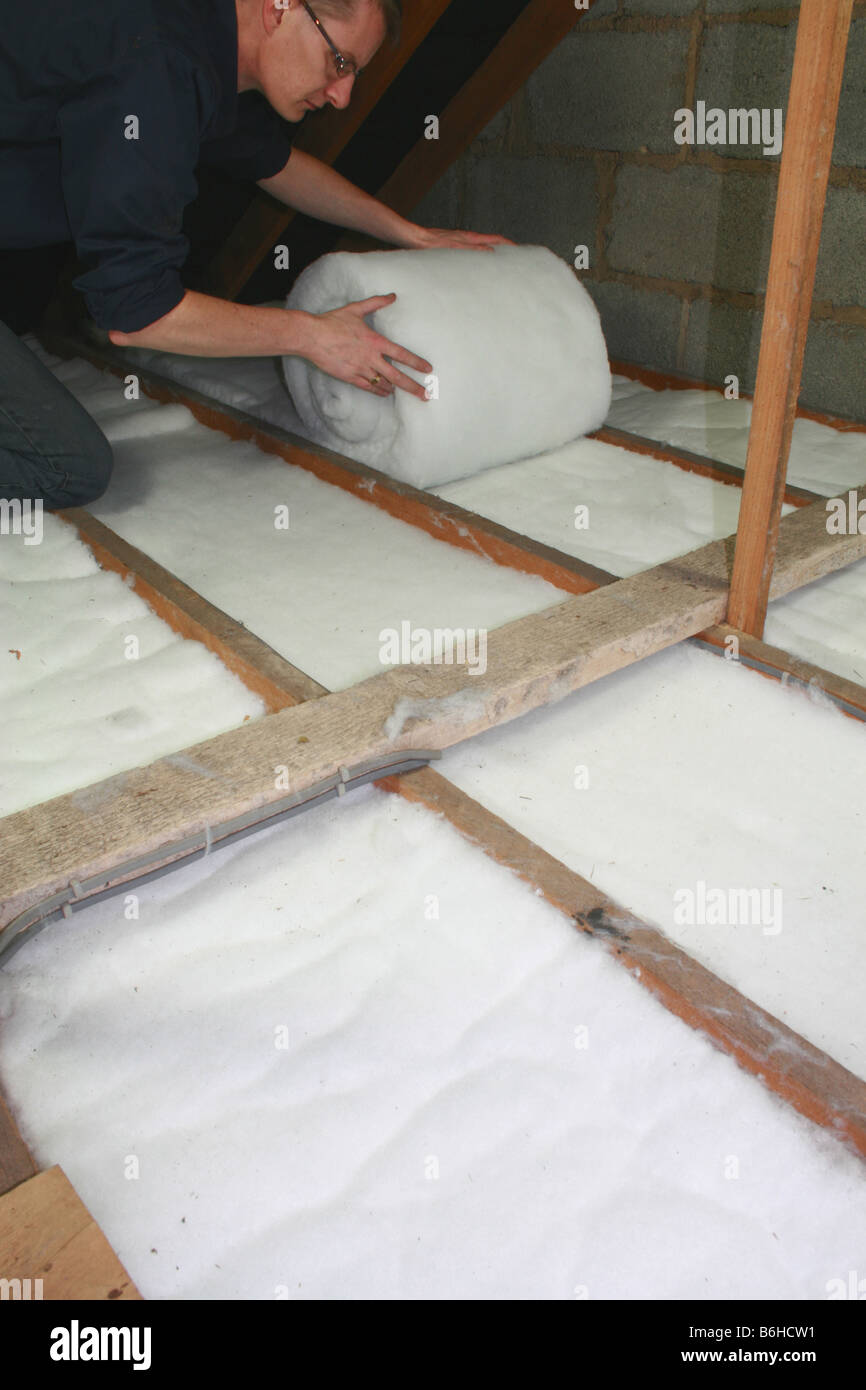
top-left (265, 0), bottom-right (294, 35)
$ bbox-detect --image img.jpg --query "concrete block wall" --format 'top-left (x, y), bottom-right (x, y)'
top-left (409, 1), bottom-right (866, 421)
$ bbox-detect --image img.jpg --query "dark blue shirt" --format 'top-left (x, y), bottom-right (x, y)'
top-left (0, 0), bottom-right (296, 330)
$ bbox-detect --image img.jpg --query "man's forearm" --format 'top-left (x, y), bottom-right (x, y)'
top-left (257, 148), bottom-right (422, 247)
top-left (108, 289), bottom-right (314, 357)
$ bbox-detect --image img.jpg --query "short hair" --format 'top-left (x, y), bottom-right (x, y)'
top-left (316, 0), bottom-right (402, 46)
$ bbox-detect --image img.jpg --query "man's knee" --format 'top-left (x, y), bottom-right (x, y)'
top-left (77, 425), bottom-right (114, 503)
top-left (44, 427), bottom-right (114, 509)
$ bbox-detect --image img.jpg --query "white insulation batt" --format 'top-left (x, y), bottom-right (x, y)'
top-left (281, 245), bottom-right (612, 488)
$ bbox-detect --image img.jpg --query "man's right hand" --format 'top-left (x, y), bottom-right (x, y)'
top-left (300, 293), bottom-right (432, 400)
top-left (108, 289), bottom-right (432, 402)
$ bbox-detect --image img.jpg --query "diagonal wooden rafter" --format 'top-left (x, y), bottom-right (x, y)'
top-left (367, 0), bottom-right (594, 221)
top-left (208, 0), bottom-right (597, 300)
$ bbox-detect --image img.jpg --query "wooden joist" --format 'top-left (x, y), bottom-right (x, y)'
top-left (62, 509), bottom-right (325, 709)
top-left (608, 360), bottom-right (866, 437)
top-left (592, 426), bottom-right (823, 509)
top-left (3, 484), bottom-right (864, 933)
top-left (41, 333), bottom-right (866, 732)
top-left (42, 331), bottom-right (611, 595)
top-left (385, 767), bottom-right (866, 1159)
top-left (46, 334), bottom-right (858, 596)
top-left (697, 625), bottom-right (866, 724)
top-left (727, 0), bottom-right (854, 636)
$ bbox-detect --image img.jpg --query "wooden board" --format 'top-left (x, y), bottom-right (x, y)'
top-left (727, 0), bottom-right (854, 635)
top-left (0, 1165), bottom-right (140, 1300)
top-left (2, 484), bottom-right (864, 933)
top-left (382, 766), bottom-right (866, 1158)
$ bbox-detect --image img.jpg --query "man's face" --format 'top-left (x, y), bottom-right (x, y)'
top-left (258, 0), bottom-right (386, 121)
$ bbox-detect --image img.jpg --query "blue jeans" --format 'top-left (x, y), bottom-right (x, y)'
top-left (0, 317), bottom-right (113, 509)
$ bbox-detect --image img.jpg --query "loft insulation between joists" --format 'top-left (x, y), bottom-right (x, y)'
top-left (2, 784), bottom-right (866, 1302)
top-left (0, 520), bottom-right (263, 817)
top-left (1, 346), bottom-right (865, 1302)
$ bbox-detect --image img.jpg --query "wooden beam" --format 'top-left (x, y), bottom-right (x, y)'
top-left (357, 0), bottom-right (590, 219)
top-left (696, 625), bottom-right (866, 723)
top-left (726, 0), bottom-right (854, 637)
top-left (3, 485), bottom-right (864, 934)
top-left (383, 766), bottom-right (866, 1158)
top-left (592, 426), bottom-right (823, 509)
top-left (0, 1165), bottom-right (141, 1300)
top-left (206, 0), bottom-right (454, 300)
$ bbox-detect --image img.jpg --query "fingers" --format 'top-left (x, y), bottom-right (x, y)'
top-left (347, 293), bottom-right (397, 314)
top-left (353, 370), bottom-right (393, 398)
top-left (383, 364), bottom-right (428, 401)
top-left (353, 361), bottom-right (425, 402)
top-left (376, 335), bottom-right (432, 376)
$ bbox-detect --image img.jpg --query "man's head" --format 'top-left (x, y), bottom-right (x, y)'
top-left (237, 0), bottom-right (402, 121)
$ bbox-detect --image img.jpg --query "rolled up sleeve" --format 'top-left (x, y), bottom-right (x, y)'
top-left (57, 46), bottom-right (207, 332)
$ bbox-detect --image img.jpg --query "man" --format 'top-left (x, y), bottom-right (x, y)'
top-left (0, 0), bottom-right (507, 509)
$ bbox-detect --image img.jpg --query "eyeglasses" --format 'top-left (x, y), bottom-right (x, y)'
top-left (301, 1), bottom-right (363, 81)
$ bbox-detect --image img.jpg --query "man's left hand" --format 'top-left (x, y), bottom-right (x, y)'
top-left (404, 225), bottom-right (515, 251)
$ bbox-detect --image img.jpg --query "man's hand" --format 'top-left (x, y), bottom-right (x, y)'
top-left (259, 153), bottom-right (516, 255)
top-left (300, 293), bottom-right (433, 400)
top-left (402, 226), bottom-right (515, 252)
top-left (107, 289), bottom-right (431, 400)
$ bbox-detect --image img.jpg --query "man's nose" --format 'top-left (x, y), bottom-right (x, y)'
top-left (324, 73), bottom-right (356, 109)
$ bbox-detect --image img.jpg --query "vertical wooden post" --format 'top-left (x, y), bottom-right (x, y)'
top-left (726, 0), bottom-right (853, 637)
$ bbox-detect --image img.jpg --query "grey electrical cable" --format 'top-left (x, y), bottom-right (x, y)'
top-left (0, 750), bottom-right (441, 967)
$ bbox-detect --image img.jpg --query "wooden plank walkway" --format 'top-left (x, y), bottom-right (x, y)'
top-left (0, 1166), bottom-right (140, 1300)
